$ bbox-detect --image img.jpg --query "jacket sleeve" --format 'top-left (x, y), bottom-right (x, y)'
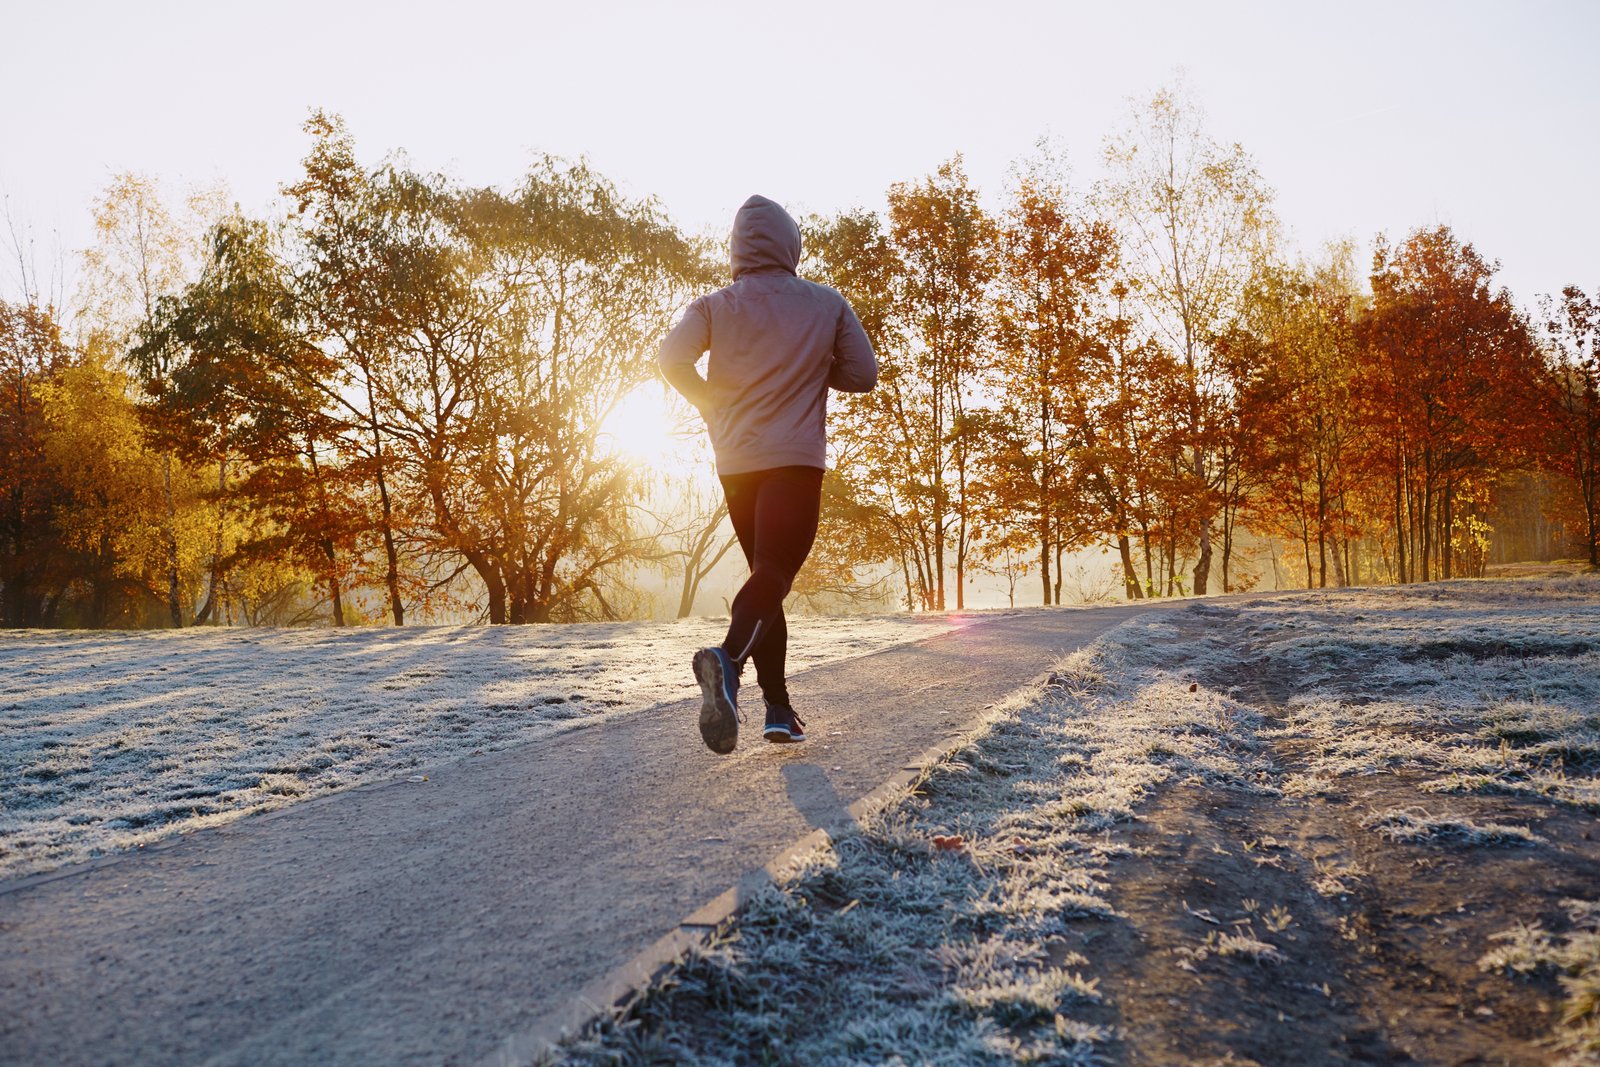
top-left (656, 299), bottom-right (713, 410)
top-left (828, 300), bottom-right (878, 393)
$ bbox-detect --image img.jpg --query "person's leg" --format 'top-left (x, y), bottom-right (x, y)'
top-left (750, 609), bottom-right (789, 705)
top-left (719, 466), bottom-right (823, 689)
top-left (696, 467), bottom-right (821, 752)
top-left (690, 469), bottom-right (761, 754)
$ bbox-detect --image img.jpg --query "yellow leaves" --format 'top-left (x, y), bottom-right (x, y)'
top-left (34, 355), bottom-right (220, 598)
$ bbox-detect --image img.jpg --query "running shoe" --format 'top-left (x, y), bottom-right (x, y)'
top-left (762, 699), bottom-right (807, 744)
top-left (692, 646), bottom-right (741, 754)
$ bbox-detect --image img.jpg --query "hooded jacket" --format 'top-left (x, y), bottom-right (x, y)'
top-left (657, 195), bottom-right (877, 476)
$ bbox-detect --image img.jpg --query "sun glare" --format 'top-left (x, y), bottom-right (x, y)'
top-left (600, 384), bottom-right (693, 475)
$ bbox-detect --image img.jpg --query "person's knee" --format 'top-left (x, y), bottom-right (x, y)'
top-left (751, 558), bottom-right (799, 596)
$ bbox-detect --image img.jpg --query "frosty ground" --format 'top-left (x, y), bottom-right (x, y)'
top-left (0, 612), bottom-right (958, 879)
top-left (557, 574), bottom-right (1600, 1066)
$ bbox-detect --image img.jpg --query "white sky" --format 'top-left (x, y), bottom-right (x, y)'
top-left (3, 0), bottom-right (1595, 312)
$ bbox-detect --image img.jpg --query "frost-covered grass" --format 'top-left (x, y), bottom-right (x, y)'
top-left (0, 613), bottom-right (959, 878)
top-left (1090, 575), bottom-right (1600, 812)
top-left (1201, 577), bottom-right (1600, 811)
top-left (557, 574), bottom-right (1600, 1065)
top-left (1481, 900), bottom-right (1600, 1064)
top-left (1364, 808), bottom-right (1544, 847)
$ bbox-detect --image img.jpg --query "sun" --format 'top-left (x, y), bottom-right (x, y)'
top-left (598, 383), bottom-right (703, 479)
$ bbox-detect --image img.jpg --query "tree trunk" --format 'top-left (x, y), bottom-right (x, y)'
top-left (1302, 522), bottom-right (1314, 590)
top-left (1220, 498), bottom-right (1235, 594)
top-left (162, 451), bottom-right (182, 628)
top-left (192, 457), bottom-right (229, 627)
top-left (1039, 520), bottom-right (1052, 607)
top-left (678, 528), bottom-right (737, 619)
top-left (324, 543), bottom-right (345, 627)
top-left (306, 439), bottom-right (346, 627)
top-left (91, 531), bottom-right (112, 628)
top-left (373, 462), bottom-right (404, 624)
top-left (955, 512), bottom-right (966, 612)
top-left (1312, 450), bottom-right (1329, 589)
top-left (487, 575), bottom-right (508, 624)
top-left (1193, 519), bottom-right (1212, 595)
top-left (1117, 534), bottom-right (1141, 600)
top-left (363, 371), bottom-right (404, 625)
top-left (1142, 525), bottom-right (1154, 598)
top-left (1419, 461), bottom-right (1434, 584)
top-left (1441, 482), bottom-right (1454, 581)
top-left (1394, 453), bottom-right (1408, 584)
top-left (897, 547), bottom-right (915, 612)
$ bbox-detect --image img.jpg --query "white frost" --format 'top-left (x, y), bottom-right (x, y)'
top-left (0, 613), bottom-right (959, 877)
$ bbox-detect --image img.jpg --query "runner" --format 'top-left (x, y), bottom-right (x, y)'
top-left (658, 194), bottom-right (878, 753)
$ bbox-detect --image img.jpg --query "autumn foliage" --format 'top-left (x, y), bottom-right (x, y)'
top-left (0, 95), bottom-right (1589, 627)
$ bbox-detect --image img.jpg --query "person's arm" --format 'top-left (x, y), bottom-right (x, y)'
top-left (829, 301), bottom-right (878, 392)
top-left (657, 299), bottom-right (713, 410)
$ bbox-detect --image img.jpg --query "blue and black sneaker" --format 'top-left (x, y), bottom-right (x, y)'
top-left (692, 646), bottom-right (741, 754)
top-left (762, 699), bottom-right (806, 744)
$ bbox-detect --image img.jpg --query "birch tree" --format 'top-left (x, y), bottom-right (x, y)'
top-left (1099, 88), bottom-right (1275, 595)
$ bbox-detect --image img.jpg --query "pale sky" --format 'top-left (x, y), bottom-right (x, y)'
top-left (3, 0), bottom-right (1596, 313)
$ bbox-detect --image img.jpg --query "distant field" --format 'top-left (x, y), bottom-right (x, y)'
top-left (560, 575), bottom-right (1600, 1066)
top-left (0, 611), bottom-right (964, 879)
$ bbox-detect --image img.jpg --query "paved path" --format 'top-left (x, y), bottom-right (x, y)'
top-left (0, 604), bottom-right (1171, 1066)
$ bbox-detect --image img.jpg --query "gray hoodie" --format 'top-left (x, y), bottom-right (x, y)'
top-left (658, 195), bottom-right (877, 476)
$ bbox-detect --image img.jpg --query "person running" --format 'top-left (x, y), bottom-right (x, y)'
top-left (658, 194), bottom-right (878, 754)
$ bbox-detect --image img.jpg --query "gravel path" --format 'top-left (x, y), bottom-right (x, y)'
top-left (0, 604), bottom-right (1170, 1067)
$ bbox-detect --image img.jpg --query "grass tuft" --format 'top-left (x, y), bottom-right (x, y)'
top-left (1481, 900), bottom-right (1600, 1061)
top-left (1364, 808), bottom-right (1544, 847)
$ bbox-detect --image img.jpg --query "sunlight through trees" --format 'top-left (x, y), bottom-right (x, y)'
top-left (0, 91), bottom-right (1587, 627)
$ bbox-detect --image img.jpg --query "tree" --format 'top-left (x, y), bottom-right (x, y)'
top-left (803, 209), bottom-right (925, 609)
top-left (1100, 87), bottom-right (1275, 595)
top-left (1360, 226), bottom-right (1543, 581)
top-left (373, 157), bottom-right (705, 622)
top-left (135, 215), bottom-right (365, 625)
top-left (81, 172), bottom-right (223, 626)
top-left (35, 353), bottom-right (201, 627)
top-left (991, 153), bottom-right (1125, 602)
top-left (660, 491), bottom-right (737, 619)
top-left (283, 112), bottom-right (412, 624)
top-left (0, 300), bottom-right (73, 625)
top-left (1541, 285), bottom-right (1600, 566)
top-left (886, 157), bottom-right (996, 610)
top-left (1235, 248), bottom-right (1366, 588)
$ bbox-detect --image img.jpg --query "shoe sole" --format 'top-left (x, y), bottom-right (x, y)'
top-left (693, 649), bottom-right (739, 754)
top-left (763, 725), bottom-right (805, 744)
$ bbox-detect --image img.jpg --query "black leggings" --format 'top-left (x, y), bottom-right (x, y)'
top-left (718, 465), bottom-right (824, 706)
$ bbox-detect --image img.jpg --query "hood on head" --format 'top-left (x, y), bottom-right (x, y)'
top-left (730, 195), bottom-right (801, 279)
